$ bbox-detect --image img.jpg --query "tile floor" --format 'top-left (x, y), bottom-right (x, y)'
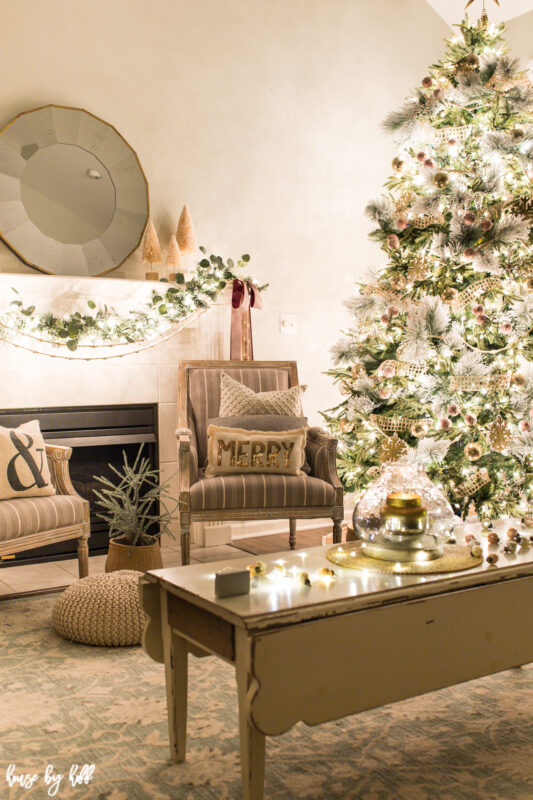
top-left (0, 543), bottom-right (247, 598)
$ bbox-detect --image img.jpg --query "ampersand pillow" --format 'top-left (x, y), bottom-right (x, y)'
top-left (205, 425), bottom-right (306, 477)
top-left (0, 420), bottom-right (55, 500)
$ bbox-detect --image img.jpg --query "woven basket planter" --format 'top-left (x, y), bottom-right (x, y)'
top-left (105, 536), bottom-right (163, 573)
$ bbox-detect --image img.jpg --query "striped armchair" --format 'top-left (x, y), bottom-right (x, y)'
top-left (0, 444), bottom-right (90, 578)
top-left (177, 360), bottom-right (344, 565)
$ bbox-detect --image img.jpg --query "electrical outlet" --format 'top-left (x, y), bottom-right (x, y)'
top-left (279, 314), bottom-right (297, 335)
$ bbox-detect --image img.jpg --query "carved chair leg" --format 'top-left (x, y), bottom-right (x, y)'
top-left (332, 517), bottom-right (343, 545)
top-left (77, 536), bottom-right (89, 578)
top-left (289, 519), bottom-right (296, 550)
top-left (180, 524), bottom-right (191, 566)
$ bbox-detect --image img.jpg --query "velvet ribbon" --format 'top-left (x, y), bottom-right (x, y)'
top-left (230, 279), bottom-right (262, 361)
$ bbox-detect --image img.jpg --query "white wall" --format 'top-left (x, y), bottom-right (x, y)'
top-left (0, 0), bottom-right (449, 423)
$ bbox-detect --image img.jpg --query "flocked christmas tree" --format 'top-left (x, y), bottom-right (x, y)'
top-left (323, 11), bottom-right (533, 520)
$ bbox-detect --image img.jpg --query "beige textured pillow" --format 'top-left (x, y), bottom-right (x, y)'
top-left (205, 424), bottom-right (306, 477)
top-left (219, 372), bottom-right (306, 416)
top-left (0, 420), bottom-right (55, 500)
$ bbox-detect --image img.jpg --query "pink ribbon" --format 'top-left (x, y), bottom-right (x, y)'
top-left (230, 279), bottom-right (262, 361)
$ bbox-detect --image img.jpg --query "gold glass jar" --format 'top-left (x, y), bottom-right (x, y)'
top-left (381, 492), bottom-right (427, 539)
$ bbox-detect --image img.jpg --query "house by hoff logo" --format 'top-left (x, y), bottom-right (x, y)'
top-left (5, 764), bottom-right (95, 796)
top-left (7, 432), bottom-right (47, 492)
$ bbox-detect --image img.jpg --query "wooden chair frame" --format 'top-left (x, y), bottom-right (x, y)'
top-left (0, 443), bottom-right (90, 579)
top-left (177, 360), bottom-right (344, 565)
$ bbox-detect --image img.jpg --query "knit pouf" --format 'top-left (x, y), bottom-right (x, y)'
top-left (52, 570), bottom-right (145, 647)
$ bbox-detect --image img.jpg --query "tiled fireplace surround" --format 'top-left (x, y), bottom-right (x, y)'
top-left (0, 274), bottom-right (233, 548)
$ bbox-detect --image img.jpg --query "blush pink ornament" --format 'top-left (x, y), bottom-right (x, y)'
top-left (475, 313), bottom-right (486, 325)
top-left (520, 420), bottom-right (531, 432)
top-left (465, 413), bottom-right (477, 427)
top-left (439, 417), bottom-right (452, 430)
top-left (382, 364), bottom-right (396, 378)
top-left (388, 306), bottom-right (400, 317)
top-left (463, 212), bottom-right (476, 226)
top-left (447, 403), bottom-right (460, 417)
top-left (387, 234), bottom-right (400, 249)
top-left (379, 388), bottom-right (392, 400)
top-left (396, 217), bottom-right (408, 230)
top-left (464, 247), bottom-right (476, 258)
top-left (416, 152), bottom-right (426, 162)
top-left (424, 159), bottom-right (435, 169)
top-left (500, 322), bottom-right (513, 335)
top-left (380, 313), bottom-right (391, 324)
top-left (472, 304), bottom-right (483, 314)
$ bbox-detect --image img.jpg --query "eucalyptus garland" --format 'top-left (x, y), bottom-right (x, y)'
top-left (0, 250), bottom-right (266, 353)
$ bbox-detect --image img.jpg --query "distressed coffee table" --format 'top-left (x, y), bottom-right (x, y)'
top-left (141, 537), bottom-right (533, 800)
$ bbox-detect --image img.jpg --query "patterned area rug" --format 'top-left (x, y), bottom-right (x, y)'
top-left (1, 596), bottom-right (533, 800)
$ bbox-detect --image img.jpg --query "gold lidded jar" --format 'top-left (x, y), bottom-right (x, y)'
top-left (381, 492), bottom-right (427, 539)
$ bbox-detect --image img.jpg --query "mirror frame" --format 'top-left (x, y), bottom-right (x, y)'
top-left (0, 104), bottom-right (149, 276)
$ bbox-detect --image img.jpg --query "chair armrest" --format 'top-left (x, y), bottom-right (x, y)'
top-left (45, 443), bottom-right (84, 501)
top-left (176, 428), bottom-right (195, 503)
top-left (305, 427), bottom-right (343, 501)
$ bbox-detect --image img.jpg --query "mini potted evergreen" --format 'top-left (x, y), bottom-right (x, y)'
top-left (93, 446), bottom-right (177, 573)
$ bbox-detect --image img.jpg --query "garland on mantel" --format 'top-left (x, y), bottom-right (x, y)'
top-left (0, 250), bottom-right (267, 359)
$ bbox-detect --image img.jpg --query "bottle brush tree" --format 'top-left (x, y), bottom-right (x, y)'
top-left (324, 13), bottom-right (533, 520)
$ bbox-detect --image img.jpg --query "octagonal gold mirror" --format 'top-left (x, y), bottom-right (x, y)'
top-left (0, 105), bottom-right (149, 276)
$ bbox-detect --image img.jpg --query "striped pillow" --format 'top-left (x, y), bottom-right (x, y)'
top-left (219, 372), bottom-right (306, 416)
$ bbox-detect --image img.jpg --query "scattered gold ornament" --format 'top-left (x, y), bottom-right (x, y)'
top-left (392, 157), bottom-right (404, 173)
top-left (433, 172), bottom-right (450, 189)
top-left (488, 415), bottom-right (511, 451)
top-left (442, 287), bottom-right (459, 305)
top-left (457, 52), bottom-right (480, 72)
top-left (511, 128), bottom-right (525, 141)
top-left (464, 443), bottom-right (483, 462)
top-left (525, 277), bottom-right (533, 292)
top-left (411, 420), bottom-right (429, 438)
top-left (379, 433), bottom-right (409, 463)
top-left (351, 363), bottom-right (367, 380)
top-left (512, 373), bottom-right (526, 387)
top-left (338, 419), bottom-right (354, 433)
top-left (339, 380), bottom-right (352, 396)
top-left (389, 273), bottom-right (407, 291)
top-left (407, 257), bottom-right (430, 283)
top-left (367, 466), bottom-right (382, 479)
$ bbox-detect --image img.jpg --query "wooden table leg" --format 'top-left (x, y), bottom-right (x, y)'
top-left (162, 589), bottom-right (188, 763)
top-left (236, 630), bottom-right (265, 800)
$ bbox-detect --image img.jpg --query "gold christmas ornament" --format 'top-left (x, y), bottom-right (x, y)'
top-left (512, 373), bottom-right (526, 387)
top-left (488, 415), bottom-right (511, 451)
top-left (457, 52), bottom-right (480, 72)
top-left (367, 466), bottom-right (382, 479)
top-left (338, 419), bottom-right (355, 433)
top-left (177, 204), bottom-right (197, 255)
top-left (165, 234), bottom-right (182, 281)
top-left (392, 157), bottom-right (404, 173)
top-left (411, 420), bottom-right (429, 438)
top-left (351, 363), bottom-right (367, 380)
top-left (379, 433), bottom-right (409, 463)
top-left (407, 257), bottom-right (430, 283)
top-left (433, 172), bottom-right (450, 189)
top-left (442, 287), bottom-right (459, 305)
top-left (464, 443), bottom-right (483, 462)
top-left (389, 273), bottom-right (407, 291)
top-left (525, 276), bottom-right (533, 292)
top-left (339, 380), bottom-right (352, 396)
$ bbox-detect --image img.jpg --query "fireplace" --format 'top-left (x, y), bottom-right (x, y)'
top-left (0, 404), bottom-right (158, 565)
